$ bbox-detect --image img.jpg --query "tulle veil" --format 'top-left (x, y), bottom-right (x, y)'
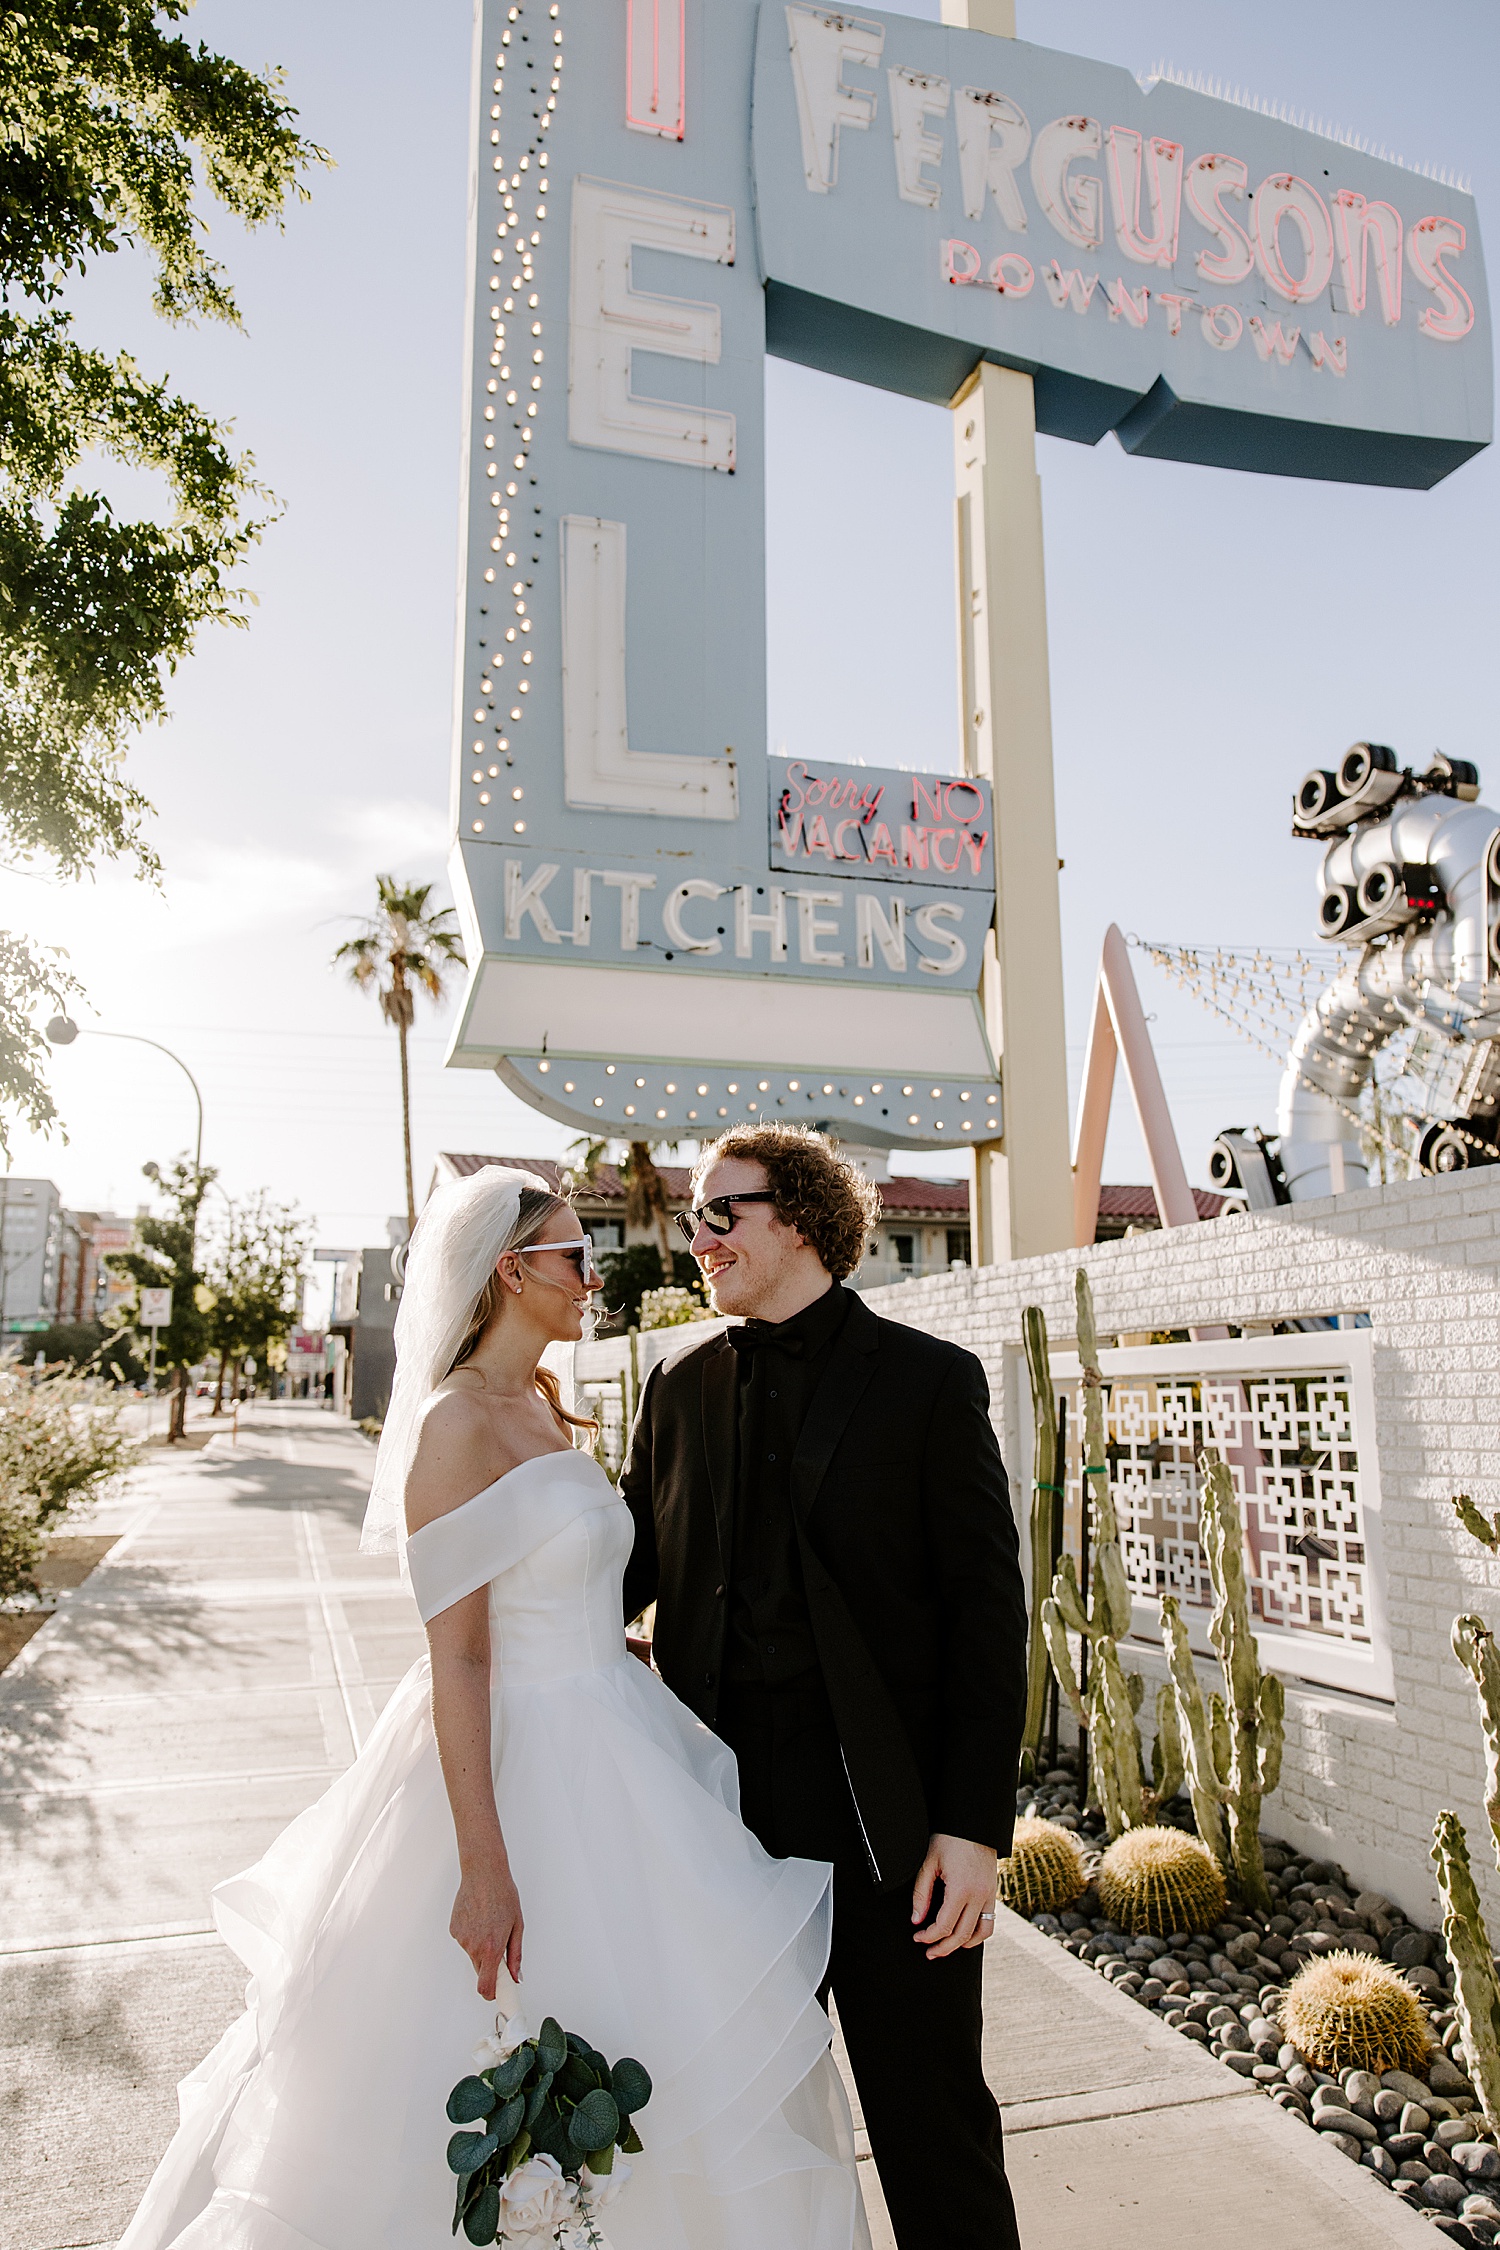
top-left (360, 1164), bottom-right (551, 1559)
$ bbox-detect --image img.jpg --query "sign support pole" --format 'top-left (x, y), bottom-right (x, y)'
top-left (944, 0), bottom-right (1072, 1262)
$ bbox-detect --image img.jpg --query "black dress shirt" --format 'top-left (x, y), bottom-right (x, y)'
top-left (724, 1281), bottom-right (850, 1687)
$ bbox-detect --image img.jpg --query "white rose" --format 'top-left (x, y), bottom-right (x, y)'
top-left (500, 2154), bottom-right (577, 2236)
top-left (581, 2156), bottom-right (631, 2210)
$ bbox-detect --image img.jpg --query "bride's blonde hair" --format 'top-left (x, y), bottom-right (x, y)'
top-left (447, 1184), bottom-right (596, 1435)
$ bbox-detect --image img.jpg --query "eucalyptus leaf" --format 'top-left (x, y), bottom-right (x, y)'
top-left (569, 2088), bottom-right (620, 2154)
top-left (492, 2093), bottom-right (525, 2147)
top-left (610, 2057), bottom-right (653, 2116)
top-left (620, 2123), bottom-right (644, 2156)
top-left (490, 2045), bottom-right (532, 2098)
top-left (446, 2131), bottom-right (491, 2176)
top-left (462, 2183), bottom-right (501, 2245)
top-left (528, 2105), bottom-right (570, 2164)
top-left (537, 2017), bottom-right (567, 2075)
top-left (446, 2076), bottom-right (496, 2125)
top-left (524, 2072), bottom-right (554, 2127)
top-left (505, 2128), bottom-right (532, 2174)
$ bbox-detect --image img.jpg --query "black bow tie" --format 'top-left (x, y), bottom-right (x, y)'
top-left (728, 1323), bottom-right (805, 1359)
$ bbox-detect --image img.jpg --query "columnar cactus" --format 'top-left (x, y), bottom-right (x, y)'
top-left (1454, 1492), bottom-right (1500, 1551)
top-left (1019, 1304), bottom-right (1061, 1778)
top-left (1430, 1514), bottom-right (1500, 2141)
top-left (1157, 1451), bottom-right (1284, 1912)
top-left (1432, 1810), bottom-right (1500, 2137)
top-left (1037, 1270), bottom-right (1147, 1838)
top-left (1159, 1592), bottom-right (1230, 1873)
top-left (1453, 1612), bottom-right (1500, 1869)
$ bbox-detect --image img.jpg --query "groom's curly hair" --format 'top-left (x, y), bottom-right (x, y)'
top-left (692, 1124), bottom-right (881, 1281)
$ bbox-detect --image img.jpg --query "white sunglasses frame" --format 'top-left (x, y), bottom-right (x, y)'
top-left (509, 1234), bottom-right (604, 1286)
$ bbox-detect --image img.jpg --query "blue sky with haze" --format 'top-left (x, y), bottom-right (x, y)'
top-left (5, 0), bottom-right (1496, 1256)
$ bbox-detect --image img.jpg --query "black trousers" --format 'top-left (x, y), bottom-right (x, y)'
top-left (717, 1678), bottom-right (1020, 2250)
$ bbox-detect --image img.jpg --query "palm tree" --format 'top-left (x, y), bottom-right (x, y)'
top-left (334, 877), bottom-right (465, 1237)
top-left (620, 1141), bottom-right (676, 1272)
top-left (567, 1134), bottom-right (676, 1273)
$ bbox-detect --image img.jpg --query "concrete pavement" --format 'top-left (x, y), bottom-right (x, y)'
top-left (2, 1405), bottom-right (1431, 2250)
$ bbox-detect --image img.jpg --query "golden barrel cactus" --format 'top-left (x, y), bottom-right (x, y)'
top-left (997, 1818), bottom-right (1088, 1917)
top-left (1097, 1825), bottom-right (1227, 1935)
top-left (1281, 1953), bottom-right (1431, 2076)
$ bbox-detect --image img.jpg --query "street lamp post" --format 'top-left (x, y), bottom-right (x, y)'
top-left (45, 1019), bottom-right (203, 1176)
top-left (45, 1019), bottom-right (208, 1435)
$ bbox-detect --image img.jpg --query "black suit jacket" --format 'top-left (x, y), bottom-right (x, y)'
top-left (620, 1291), bottom-right (1028, 1884)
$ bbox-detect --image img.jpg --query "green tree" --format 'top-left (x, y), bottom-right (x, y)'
top-left (105, 1154), bottom-right (212, 1440)
top-left (203, 1192), bottom-right (311, 1411)
top-left (334, 877), bottom-right (466, 1238)
top-left (598, 1244), bottom-right (704, 1333)
top-left (0, 2), bottom-right (324, 1143)
top-left (620, 1142), bottom-right (677, 1271)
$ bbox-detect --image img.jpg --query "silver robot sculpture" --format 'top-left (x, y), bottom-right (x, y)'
top-left (1211, 745), bottom-right (1500, 1211)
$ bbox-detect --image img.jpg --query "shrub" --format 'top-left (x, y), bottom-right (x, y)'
top-left (637, 1287), bottom-right (712, 1332)
top-left (0, 1364), bottom-right (140, 1599)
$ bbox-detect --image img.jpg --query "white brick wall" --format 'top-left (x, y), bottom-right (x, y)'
top-left (863, 1166), bottom-right (1500, 1924)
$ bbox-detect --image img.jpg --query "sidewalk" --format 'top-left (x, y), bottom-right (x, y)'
top-left (1, 1407), bottom-right (1430, 2250)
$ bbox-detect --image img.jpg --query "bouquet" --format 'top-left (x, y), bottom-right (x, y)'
top-left (446, 2004), bottom-right (652, 2248)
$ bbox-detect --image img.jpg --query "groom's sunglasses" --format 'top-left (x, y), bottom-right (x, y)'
top-left (513, 1235), bottom-right (603, 1284)
top-left (674, 1192), bottom-right (780, 1247)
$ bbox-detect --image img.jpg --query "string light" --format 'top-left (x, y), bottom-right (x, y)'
top-left (1133, 937), bottom-right (1496, 1167)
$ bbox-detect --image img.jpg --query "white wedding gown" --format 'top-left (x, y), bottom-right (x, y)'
top-left (120, 1452), bottom-right (869, 2250)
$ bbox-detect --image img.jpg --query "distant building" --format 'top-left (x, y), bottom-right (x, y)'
top-left (52, 1210), bottom-right (137, 1327)
top-left (325, 1240), bottom-right (401, 1422)
top-left (0, 1179), bottom-right (62, 1337)
top-left (1091, 1184), bottom-right (1227, 1242)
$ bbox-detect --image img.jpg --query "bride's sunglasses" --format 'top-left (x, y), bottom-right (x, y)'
top-left (673, 1191), bottom-right (779, 1246)
top-left (512, 1235), bottom-right (603, 1285)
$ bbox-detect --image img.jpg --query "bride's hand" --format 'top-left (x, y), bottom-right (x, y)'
top-left (452, 1855), bottom-right (524, 1998)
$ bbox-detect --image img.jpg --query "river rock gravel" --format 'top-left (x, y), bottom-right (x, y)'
top-left (1017, 1749), bottom-right (1497, 2248)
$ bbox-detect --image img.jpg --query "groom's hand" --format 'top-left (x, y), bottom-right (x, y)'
top-left (911, 1834), bottom-right (998, 1959)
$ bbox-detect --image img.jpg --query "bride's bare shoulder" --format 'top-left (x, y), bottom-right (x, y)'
top-left (404, 1380), bottom-right (505, 1537)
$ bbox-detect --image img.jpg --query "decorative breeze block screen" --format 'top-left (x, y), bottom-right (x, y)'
top-left (1046, 1332), bottom-right (1390, 1699)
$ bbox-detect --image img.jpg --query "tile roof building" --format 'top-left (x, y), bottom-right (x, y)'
top-left (432, 1155), bottom-right (1224, 1280)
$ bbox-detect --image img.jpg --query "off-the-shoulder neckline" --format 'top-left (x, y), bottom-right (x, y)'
top-left (405, 1448), bottom-right (609, 1543)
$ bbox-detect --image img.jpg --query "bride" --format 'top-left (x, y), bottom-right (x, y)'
top-left (120, 1165), bottom-right (869, 2250)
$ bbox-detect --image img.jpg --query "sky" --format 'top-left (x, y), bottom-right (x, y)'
top-left (4, 0), bottom-right (1498, 1258)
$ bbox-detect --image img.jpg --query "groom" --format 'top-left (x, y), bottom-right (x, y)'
top-left (621, 1124), bottom-right (1027, 2249)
